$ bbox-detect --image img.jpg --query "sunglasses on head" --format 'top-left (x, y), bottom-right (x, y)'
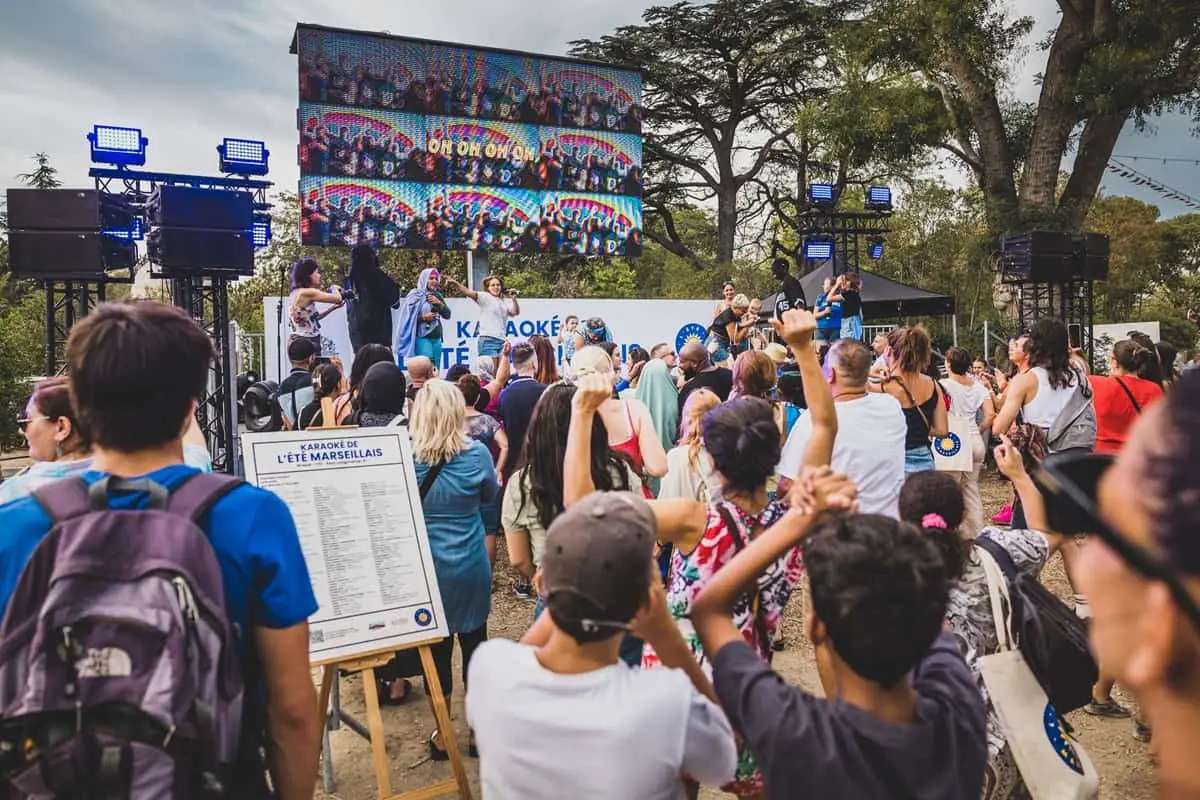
top-left (1034, 452), bottom-right (1200, 635)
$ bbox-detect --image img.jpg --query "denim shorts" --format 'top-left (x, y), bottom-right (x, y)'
top-left (477, 336), bottom-right (505, 357)
top-left (905, 445), bottom-right (935, 474)
top-left (815, 328), bottom-right (840, 344)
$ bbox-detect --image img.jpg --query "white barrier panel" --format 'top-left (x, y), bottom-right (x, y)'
top-left (264, 297), bottom-right (715, 381)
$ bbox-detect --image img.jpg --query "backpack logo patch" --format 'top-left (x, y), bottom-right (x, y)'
top-left (1043, 703), bottom-right (1084, 774)
top-left (75, 647), bottom-right (132, 678)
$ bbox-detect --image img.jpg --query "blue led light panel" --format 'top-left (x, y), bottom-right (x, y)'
top-left (870, 242), bottom-right (884, 259)
top-left (867, 186), bottom-right (892, 205)
top-left (250, 220), bottom-right (272, 247)
top-left (809, 183), bottom-right (835, 203)
top-left (93, 126), bottom-right (144, 153)
top-left (804, 240), bottom-right (834, 260)
top-left (223, 138), bottom-right (268, 165)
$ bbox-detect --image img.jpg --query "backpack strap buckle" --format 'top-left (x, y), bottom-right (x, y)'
top-left (86, 477), bottom-right (170, 511)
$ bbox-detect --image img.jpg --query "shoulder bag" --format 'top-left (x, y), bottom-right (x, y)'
top-left (975, 544), bottom-right (1099, 799)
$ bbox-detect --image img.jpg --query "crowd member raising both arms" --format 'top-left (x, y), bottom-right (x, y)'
top-left (564, 309), bottom-right (834, 799)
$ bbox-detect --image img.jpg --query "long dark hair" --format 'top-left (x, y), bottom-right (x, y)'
top-left (1027, 318), bottom-right (1074, 389)
top-left (348, 344), bottom-right (393, 409)
top-left (518, 383), bottom-right (631, 531)
top-left (529, 335), bottom-right (560, 385)
top-left (348, 244), bottom-right (379, 294)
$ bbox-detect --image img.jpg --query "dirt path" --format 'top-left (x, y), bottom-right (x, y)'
top-left (317, 469), bottom-right (1156, 799)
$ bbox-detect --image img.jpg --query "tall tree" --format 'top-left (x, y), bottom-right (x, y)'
top-left (16, 152), bottom-right (62, 190)
top-left (864, 0), bottom-right (1200, 235)
top-left (571, 0), bottom-right (840, 267)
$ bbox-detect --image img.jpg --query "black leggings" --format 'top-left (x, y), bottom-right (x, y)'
top-left (430, 624), bottom-right (488, 697)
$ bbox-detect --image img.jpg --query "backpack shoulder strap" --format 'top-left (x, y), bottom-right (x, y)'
top-left (31, 477), bottom-right (92, 524)
top-left (165, 472), bottom-right (245, 524)
top-left (975, 534), bottom-right (1019, 578)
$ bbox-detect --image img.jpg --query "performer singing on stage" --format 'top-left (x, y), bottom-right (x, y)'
top-left (445, 274), bottom-right (520, 357)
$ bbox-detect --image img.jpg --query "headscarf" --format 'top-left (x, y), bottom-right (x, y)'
top-left (393, 267), bottom-right (439, 362)
top-left (359, 362), bottom-right (408, 420)
top-left (635, 359), bottom-right (680, 454)
top-left (473, 355), bottom-right (497, 383)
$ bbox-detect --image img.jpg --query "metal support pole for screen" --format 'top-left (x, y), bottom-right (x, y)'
top-left (467, 250), bottom-right (489, 292)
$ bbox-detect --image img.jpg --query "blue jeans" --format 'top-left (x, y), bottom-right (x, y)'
top-left (905, 445), bottom-right (935, 474)
top-left (414, 336), bottom-right (443, 371)
top-left (840, 315), bottom-right (862, 341)
top-left (478, 336), bottom-right (505, 357)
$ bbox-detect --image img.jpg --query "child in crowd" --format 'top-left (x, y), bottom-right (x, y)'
top-left (690, 469), bottom-right (988, 798)
top-left (467, 492), bottom-right (737, 798)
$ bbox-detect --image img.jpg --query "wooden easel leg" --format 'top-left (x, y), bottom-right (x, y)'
top-left (361, 666), bottom-right (395, 798)
top-left (419, 645), bottom-right (474, 800)
top-left (318, 665), bottom-right (337, 794)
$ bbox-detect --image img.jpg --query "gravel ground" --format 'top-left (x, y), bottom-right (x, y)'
top-left (314, 468), bottom-right (1156, 799)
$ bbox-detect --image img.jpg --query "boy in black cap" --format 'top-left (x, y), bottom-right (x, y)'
top-left (466, 492), bottom-right (737, 799)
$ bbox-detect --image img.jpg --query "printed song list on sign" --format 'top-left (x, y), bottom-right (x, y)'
top-left (241, 428), bottom-right (449, 663)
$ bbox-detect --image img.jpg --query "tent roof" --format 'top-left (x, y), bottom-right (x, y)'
top-left (765, 263), bottom-right (956, 319)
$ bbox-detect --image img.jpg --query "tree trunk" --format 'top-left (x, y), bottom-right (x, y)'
top-left (1020, 16), bottom-right (1092, 215)
top-left (1059, 112), bottom-right (1127, 229)
top-left (716, 188), bottom-right (738, 266)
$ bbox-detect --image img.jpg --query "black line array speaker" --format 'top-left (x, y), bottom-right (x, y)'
top-left (5, 189), bottom-right (137, 279)
top-left (1000, 230), bottom-right (1109, 283)
top-left (146, 186), bottom-right (255, 275)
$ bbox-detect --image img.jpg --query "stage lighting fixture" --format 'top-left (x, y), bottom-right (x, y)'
top-left (865, 186), bottom-right (893, 211)
top-left (88, 125), bottom-right (149, 167)
top-left (250, 219), bottom-right (272, 248)
top-left (869, 238), bottom-right (885, 260)
top-left (804, 238), bottom-right (835, 261)
top-left (808, 183), bottom-right (836, 205)
top-left (218, 138), bottom-right (270, 176)
top-left (104, 217), bottom-right (145, 241)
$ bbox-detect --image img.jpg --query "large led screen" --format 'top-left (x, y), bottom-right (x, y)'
top-left (294, 24), bottom-right (644, 255)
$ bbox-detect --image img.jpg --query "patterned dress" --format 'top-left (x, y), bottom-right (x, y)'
top-left (948, 527), bottom-right (1050, 800)
top-left (642, 499), bottom-right (803, 795)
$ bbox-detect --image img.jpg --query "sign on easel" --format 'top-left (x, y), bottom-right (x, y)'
top-left (242, 426), bottom-right (449, 662)
top-left (242, 426), bottom-right (473, 800)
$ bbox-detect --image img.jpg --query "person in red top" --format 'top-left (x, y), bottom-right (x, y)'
top-left (1089, 339), bottom-right (1164, 455)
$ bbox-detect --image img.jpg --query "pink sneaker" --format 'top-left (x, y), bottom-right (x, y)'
top-left (991, 504), bottom-right (1013, 526)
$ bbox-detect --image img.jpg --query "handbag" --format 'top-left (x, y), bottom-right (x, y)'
top-left (975, 537), bottom-right (1098, 713)
top-left (976, 545), bottom-right (1100, 799)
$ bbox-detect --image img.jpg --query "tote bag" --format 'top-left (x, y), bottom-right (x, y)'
top-left (976, 546), bottom-right (1099, 800)
top-left (932, 414), bottom-right (975, 472)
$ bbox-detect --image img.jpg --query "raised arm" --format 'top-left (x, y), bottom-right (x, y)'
top-left (297, 286), bottom-right (343, 306)
top-left (992, 372), bottom-right (1031, 436)
top-left (772, 309), bottom-right (835, 468)
top-left (632, 400), bottom-right (668, 477)
top-left (444, 276), bottom-right (479, 301)
top-left (507, 293), bottom-right (521, 317)
top-left (992, 435), bottom-right (1060, 551)
top-left (563, 373), bottom-right (612, 506)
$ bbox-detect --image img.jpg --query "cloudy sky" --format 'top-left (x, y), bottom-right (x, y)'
top-left (1, 0), bottom-right (1195, 218)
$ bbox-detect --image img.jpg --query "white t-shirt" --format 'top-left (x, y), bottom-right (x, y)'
top-left (476, 292), bottom-right (514, 340)
top-left (777, 392), bottom-right (906, 517)
top-left (941, 378), bottom-right (989, 418)
top-left (467, 639), bottom-right (737, 800)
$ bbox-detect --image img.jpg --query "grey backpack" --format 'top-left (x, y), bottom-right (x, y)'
top-left (1047, 369), bottom-right (1097, 454)
top-left (0, 474), bottom-right (246, 798)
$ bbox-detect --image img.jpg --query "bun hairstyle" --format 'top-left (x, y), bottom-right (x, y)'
top-left (886, 325), bottom-right (932, 375)
top-left (702, 397), bottom-right (781, 494)
top-left (312, 362), bottom-right (343, 399)
top-left (1112, 339), bottom-right (1158, 376)
top-left (899, 471), bottom-right (969, 581)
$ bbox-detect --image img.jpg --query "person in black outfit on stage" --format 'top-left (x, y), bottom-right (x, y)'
top-left (345, 244), bottom-right (402, 353)
top-left (771, 245), bottom-right (807, 318)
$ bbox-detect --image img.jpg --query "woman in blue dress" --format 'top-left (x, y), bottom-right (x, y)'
top-left (410, 378), bottom-right (498, 761)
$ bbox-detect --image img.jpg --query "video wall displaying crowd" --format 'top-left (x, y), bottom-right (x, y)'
top-left (296, 27), bottom-right (643, 134)
top-left (295, 25), bottom-right (644, 255)
top-left (300, 177), bottom-right (644, 256)
top-left (300, 104), bottom-right (643, 197)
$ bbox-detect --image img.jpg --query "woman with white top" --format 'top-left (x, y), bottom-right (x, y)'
top-left (940, 347), bottom-right (995, 536)
top-left (445, 274), bottom-right (519, 357)
top-left (659, 388), bottom-right (722, 503)
top-left (992, 318), bottom-right (1082, 450)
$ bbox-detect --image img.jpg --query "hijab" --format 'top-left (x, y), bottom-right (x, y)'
top-left (635, 359), bottom-right (680, 454)
top-left (473, 355), bottom-right (497, 383)
top-left (393, 267), bottom-right (439, 361)
top-left (358, 362), bottom-right (408, 425)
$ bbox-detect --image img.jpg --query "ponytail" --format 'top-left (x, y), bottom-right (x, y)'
top-left (899, 471), bottom-right (969, 581)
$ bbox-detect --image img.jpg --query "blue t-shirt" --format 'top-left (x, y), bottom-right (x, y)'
top-left (0, 465), bottom-right (318, 643)
top-left (815, 292), bottom-right (843, 330)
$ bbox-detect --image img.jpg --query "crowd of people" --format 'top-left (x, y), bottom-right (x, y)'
top-left (1, 257), bottom-right (1199, 798)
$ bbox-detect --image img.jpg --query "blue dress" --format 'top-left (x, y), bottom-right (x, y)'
top-left (415, 440), bottom-right (498, 634)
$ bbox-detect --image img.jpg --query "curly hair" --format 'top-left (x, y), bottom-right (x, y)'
top-left (899, 471), bottom-right (970, 581)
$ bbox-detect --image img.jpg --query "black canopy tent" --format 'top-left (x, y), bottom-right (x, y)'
top-left (762, 262), bottom-right (959, 342)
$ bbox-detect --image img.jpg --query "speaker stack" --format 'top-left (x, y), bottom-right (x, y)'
top-left (146, 186), bottom-right (255, 276)
top-left (5, 189), bottom-right (138, 280)
top-left (999, 230), bottom-right (1110, 283)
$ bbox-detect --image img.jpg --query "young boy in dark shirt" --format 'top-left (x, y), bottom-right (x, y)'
top-left (691, 472), bottom-right (988, 799)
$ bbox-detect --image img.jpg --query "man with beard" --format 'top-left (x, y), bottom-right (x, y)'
top-left (676, 342), bottom-right (733, 414)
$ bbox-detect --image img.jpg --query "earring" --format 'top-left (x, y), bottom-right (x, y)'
top-left (54, 442), bottom-right (64, 459)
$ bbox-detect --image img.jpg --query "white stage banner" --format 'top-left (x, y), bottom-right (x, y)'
top-left (264, 297), bottom-right (714, 381)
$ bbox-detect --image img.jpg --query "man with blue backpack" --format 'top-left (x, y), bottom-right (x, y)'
top-left (0, 302), bottom-right (321, 799)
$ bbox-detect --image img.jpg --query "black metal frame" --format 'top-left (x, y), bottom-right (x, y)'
top-left (1014, 278), bottom-right (1096, 365)
top-left (795, 207), bottom-right (893, 276)
top-left (42, 280), bottom-right (106, 376)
